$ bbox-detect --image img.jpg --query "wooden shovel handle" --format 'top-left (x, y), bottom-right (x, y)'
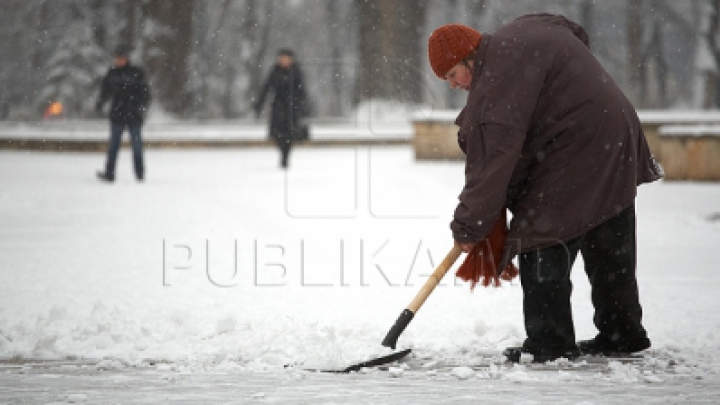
top-left (381, 242), bottom-right (464, 349)
top-left (406, 242), bottom-right (463, 313)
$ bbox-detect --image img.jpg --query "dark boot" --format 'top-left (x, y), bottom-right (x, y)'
top-left (96, 171), bottom-right (114, 183)
top-left (578, 335), bottom-right (650, 356)
top-left (504, 346), bottom-right (580, 363)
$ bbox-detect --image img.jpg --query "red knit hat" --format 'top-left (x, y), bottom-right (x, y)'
top-left (428, 24), bottom-right (482, 79)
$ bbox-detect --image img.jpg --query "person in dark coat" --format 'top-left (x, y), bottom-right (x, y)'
top-left (254, 49), bottom-right (309, 169)
top-left (96, 44), bottom-right (150, 182)
top-left (427, 14), bottom-right (664, 363)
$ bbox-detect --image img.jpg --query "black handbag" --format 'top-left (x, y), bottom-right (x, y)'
top-left (293, 124), bottom-right (310, 142)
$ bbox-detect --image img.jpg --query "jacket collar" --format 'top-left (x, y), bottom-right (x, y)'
top-left (470, 34), bottom-right (492, 91)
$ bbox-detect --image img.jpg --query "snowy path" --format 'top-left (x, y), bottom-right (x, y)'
top-left (1, 359), bottom-right (718, 404)
top-left (1, 147), bottom-right (720, 403)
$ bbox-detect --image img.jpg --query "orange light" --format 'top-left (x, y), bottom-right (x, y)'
top-left (44, 102), bottom-right (63, 118)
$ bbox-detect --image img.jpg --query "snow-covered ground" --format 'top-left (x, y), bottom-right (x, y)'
top-left (1, 146), bottom-right (720, 403)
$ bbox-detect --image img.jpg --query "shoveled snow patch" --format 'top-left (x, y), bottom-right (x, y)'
top-left (642, 374), bottom-right (663, 383)
top-left (556, 369), bottom-right (583, 382)
top-left (215, 314), bottom-right (237, 335)
top-left (451, 366), bottom-right (475, 380)
top-left (95, 359), bottom-right (124, 370)
top-left (504, 365), bottom-right (539, 382)
top-left (606, 361), bottom-right (642, 383)
top-left (519, 352), bottom-right (534, 364)
top-left (60, 393), bottom-right (88, 403)
top-left (477, 363), bottom-right (504, 380)
top-left (388, 367), bottom-right (404, 377)
top-left (421, 360), bottom-right (438, 369)
top-left (0, 149), bottom-right (719, 388)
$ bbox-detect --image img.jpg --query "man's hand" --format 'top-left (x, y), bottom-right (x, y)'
top-left (459, 242), bottom-right (476, 254)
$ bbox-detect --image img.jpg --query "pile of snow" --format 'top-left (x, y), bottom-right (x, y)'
top-left (1, 147), bottom-right (719, 384)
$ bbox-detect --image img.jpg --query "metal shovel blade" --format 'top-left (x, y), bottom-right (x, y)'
top-left (295, 349), bottom-right (412, 373)
top-left (338, 348), bottom-right (412, 373)
top-left (291, 349), bottom-right (412, 373)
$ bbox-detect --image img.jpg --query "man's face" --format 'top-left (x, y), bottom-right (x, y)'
top-left (277, 54), bottom-right (293, 68)
top-left (113, 56), bottom-right (128, 67)
top-left (445, 62), bottom-right (473, 92)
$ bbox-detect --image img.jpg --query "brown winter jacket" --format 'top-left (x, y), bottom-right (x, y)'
top-left (451, 14), bottom-right (663, 265)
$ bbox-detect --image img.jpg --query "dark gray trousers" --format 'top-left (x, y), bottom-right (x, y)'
top-left (519, 204), bottom-right (647, 352)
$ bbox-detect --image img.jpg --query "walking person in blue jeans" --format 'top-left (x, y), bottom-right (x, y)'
top-left (96, 45), bottom-right (150, 183)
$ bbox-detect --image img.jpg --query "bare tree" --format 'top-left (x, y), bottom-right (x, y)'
top-left (0, 0), bottom-right (46, 118)
top-left (578, 0), bottom-right (595, 48)
top-left (354, 0), bottom-right (429, 105)
top-left (627, 0), bottom-right (645, 106)
top-left (640, 19), bottom-right (668, 107)
top-left (704, 0), bottom-right (720, 108)
top-left (326, 0), bottom-right (346, 117)
top-left (241, 0), bottom-right (274, 117)
top-left (0, 0), bottom-right (711, 120)
top-left (41, 1), bottom-right (106, 117)
top-left (189, 0), bottom-right (274, 118)
top-left (144, 0), bottom-right (193, 117)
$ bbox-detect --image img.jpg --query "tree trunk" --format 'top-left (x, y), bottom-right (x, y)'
top-left (326, 0), bottom-right (344, 117)
top-left (354, 0), bottom-right (428, 105)
top-left (706, 0), bottom-right (720, 108)
top-left (627, 0), bottom-right (644, 106)
top-left (579, 0), bottom-right (594, 48)
top-left (467, 0), bottom-right (486, 22)
top-left (354, 0), bottom-right (383, 104)
top-left (144, 0), bottom-right (193, 117)
top-left (243, 0), bottom-right (273, 116)
top-left (649, 20), bottom-right (668, 107)
top-left (392, 0), bottom-right (428, 103)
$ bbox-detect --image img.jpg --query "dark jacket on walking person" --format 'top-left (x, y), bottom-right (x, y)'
top-left (97, 61), bottom-right (150, 124)
top-left (428, 14), bottom-right (663, 363)
top-left (95, 45), bottom-right (150, 183)
top-left (254, 49), bottom-right (310, 168)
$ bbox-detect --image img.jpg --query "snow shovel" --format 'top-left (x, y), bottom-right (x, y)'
top-left (308, 242), bottom-right (462, 373)
top-left (381, 242), bottom-right (463, 350)
top-left (331, 243), bottom-right (463, 373)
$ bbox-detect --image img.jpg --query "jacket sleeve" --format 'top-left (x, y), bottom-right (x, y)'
top-left (254, 69), bottom-right (274, 114)
top-left (451, 122), bottom-right (525, 243)
top-left (96, 70), bottom-right (112, 109)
